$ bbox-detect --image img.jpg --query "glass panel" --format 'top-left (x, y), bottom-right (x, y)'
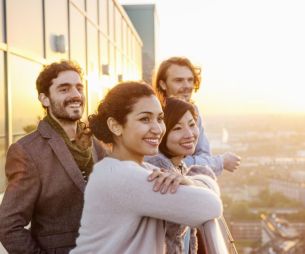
top-left (11, 56), bottom-right (44, 140)
top-left (116, 48), bottom-right (122, 79)
top-left (122, 21), bottom-right (127, 55)
top-left (87, 23), bottom-right (100, 114)
top-left (109, 44), bottom-right (115, 77)
top-left (7, 0), bottom-right (43, 57)
top-left (86, 0), bottom-right (98, 24)
top-left (69, 5), bottom-right (86, 70)
top-left (108, 0), bottom-right (114, 41)
top-left (115, 8), bottom-right (122, 51)
top-left (71, 0), bottom-right (85, 10)
top-left (99, 0), bottom-right (108, 33)
top-left (45, 0), bottom-right (69, 61)
top-left (0, 51), bottom-right (5, 192)
top-left (0, 0), bottom-right (4, 42)
top-left (100, 34), bottom-right (108, 66)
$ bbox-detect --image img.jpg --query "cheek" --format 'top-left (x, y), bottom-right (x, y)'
top-left (166, 133), bottom-right (179, 146)
top-left (193, 127), bottom-right (200, 139)
top-left (161, 123), bottom-right (166, 136)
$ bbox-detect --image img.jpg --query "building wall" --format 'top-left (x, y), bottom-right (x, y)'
top-left (0, 0), bottom-right (143, 193)
top-left (123, 4), bottom-right (158, 83)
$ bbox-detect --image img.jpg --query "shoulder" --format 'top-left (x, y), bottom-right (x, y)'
top-left (6, 130), bottom-right (41, 158)
top-left (145, 153), bottom-right (174, 170)
top-left (87, 158), bottom-right (152, 194)
top-left (92, 157), bottom-right (147, 177)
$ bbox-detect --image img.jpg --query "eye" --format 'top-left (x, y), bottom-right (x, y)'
top-left (188, 78), bottom-right (194, 83)
top-left (172, 126), bottom-right (182, 131)
top-left (59, 87), bottom-right (68, 93)
top-left (175, 78), bottom-right (184, 83)
top-left (157, 115), bottom-right (164, 123)
top-left (140, 117), bottom-right (150, 123)
top-left (189, 122), bottom-right (196, 127)
top-left (77, 85), bottom-right (84, 93)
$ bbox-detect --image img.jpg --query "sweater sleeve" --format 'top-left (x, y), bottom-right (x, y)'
top-left (90, 159), bottom-right (223, 227)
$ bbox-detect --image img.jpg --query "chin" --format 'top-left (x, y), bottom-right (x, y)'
top-left (146, 149), bottom-right (159, 156)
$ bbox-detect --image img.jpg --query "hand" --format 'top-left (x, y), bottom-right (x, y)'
top-left (148, 169), bottom-right (193, 194)
top-left (222, 152), bottom-right (241, 172)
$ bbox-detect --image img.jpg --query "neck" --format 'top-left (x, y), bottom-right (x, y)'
top-left (111, 145), bottom-right (143, 165)
top-left (49, 113), bottom-right (78, 140)
top-left (170, 156), bottom-right (184, 167)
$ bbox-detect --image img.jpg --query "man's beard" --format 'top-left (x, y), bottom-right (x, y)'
top-left (49, 98), bottom-right (84, 122)
top-left (177, 88), bottom-right (193, 102)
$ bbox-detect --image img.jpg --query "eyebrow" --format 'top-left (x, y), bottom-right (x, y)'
top-left (136, 112), bottom-right (163, 116)
top-left (56, 82), bottom-right (84, 88)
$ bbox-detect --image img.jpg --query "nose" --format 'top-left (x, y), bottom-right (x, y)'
top-left (183, 80), bottom-right (193, 89)
top-left (184, 126), bottom-right (195, 138)
top-left (70, 86), bottom-right (82, 98)
top-left (151, 120), bottom-right (165, 135)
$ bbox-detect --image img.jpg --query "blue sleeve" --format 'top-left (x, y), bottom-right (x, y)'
top-left (183, 109), bottom-right (224, 176)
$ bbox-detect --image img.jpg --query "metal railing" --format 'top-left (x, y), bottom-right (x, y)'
top-left (197, 216), bottom-right (238, 254)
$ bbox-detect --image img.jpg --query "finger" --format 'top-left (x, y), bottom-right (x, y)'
top-left (170, 177), bottom-right (183, 193)
top-left (161, 174), bottom-right (177, 194)
top-left (148, 169), bottom-right (161, 181)
top-left (153, 172), bottom-right (169, 191)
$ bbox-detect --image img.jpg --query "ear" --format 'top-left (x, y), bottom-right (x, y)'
top-left (38, 93), bottom-right (50, 107)
top-left (159, 80), bottom-right (167, 91)
top-left (107, 117), bottom-right (122, 137)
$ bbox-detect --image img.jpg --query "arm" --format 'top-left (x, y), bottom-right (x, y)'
top-left (183, 111), bottom-right (224, 176)
top-left (0, 143), bottom-right (45, 253)
top-left (96, 161), bottom-right (223, 227)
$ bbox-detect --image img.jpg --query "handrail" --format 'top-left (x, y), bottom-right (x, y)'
top-left (197, 216), bottom-right (238, 254)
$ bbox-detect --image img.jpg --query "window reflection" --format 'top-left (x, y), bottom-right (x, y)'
top-left (86, 0), bottom-right (98, 23)
top-left (70, 5), bottom-right (86, 70)
top-left (99, 0), bottom-right (108, 33)
top-left (71, 0), bottom-right (85, 10)
top-left (10, 55), bottom-right (44, 142)
top-left (7, 0), bottom-right (43, 57)
top-left (0, 51), bottom-right (5, 192)
top-left (0, 0), bottom-right (4, 42)
top-left (87, 23), bottom-right (100, 114)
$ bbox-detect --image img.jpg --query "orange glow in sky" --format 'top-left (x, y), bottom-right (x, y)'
top-left (120, 0), bottom-right (305, 115)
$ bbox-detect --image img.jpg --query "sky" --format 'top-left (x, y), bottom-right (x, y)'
top-left (120, 0), bottom-right (305, 116)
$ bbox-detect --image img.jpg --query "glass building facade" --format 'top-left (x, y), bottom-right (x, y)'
top-left (0, 0), bottom-right (143, 192)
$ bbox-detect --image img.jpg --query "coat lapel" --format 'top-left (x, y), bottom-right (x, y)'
top-left (38, 120), bottom-right (86, 193)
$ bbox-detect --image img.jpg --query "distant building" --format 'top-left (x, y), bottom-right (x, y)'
top-left (122, 4), bottom-right (159, 83)
top-left (0, 0), bottom-right (143, 193)
top-left (252, 213), bottom-right (305, 254)
top-left (230, 221), bottom-right (261, 241)
top-left (269, 179), bottom-right (305, 205)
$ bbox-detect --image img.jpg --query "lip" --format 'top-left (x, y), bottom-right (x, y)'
top-left (143, 137), bottom-right (161, 146)
top-left (67, 102), bottom-right (81, 106)
top-left (180, 140), bottom-right (196, 149)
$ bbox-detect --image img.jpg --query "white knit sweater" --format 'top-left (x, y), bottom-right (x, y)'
top-left (71, 157), bottom-right (222, 254)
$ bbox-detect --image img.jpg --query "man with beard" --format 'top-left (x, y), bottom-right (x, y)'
top-left (0, 60), bottom-right (105, 254)
top-left (153, 56), bottom-right (241, 176)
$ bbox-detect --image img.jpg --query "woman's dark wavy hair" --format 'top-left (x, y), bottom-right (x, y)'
top-left (159, 97), bottom-right (197, 158)
top-left (88, 81), bottom-right (155, 144)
